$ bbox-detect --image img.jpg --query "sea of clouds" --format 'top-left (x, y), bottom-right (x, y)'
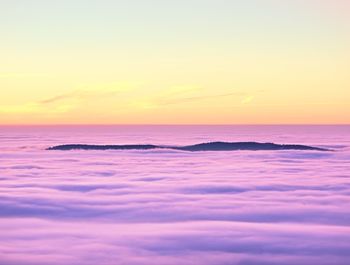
top-left (0, 126), bottom-right (349, 265)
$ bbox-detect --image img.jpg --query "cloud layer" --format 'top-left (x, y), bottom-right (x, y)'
top-left (0, 125), bottom-right (349, 265)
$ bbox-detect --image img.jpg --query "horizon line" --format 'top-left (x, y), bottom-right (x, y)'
top-left (0, 123), bottom-right (349, 127)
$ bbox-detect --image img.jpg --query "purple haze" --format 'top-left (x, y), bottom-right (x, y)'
top-left (0, 125), bottom-right (349, 265)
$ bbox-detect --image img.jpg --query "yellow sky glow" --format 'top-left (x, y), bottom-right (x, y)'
top-left (0, 0), bottom-right (349, 124)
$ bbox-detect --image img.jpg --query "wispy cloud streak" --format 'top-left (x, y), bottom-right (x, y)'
top-left (156, 91), bottom-right (246, 106)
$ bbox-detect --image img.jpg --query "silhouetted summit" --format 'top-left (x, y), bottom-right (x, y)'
top-left (175, 141), bottom-right (328, 151)
top-left (47, 142), bottom-right (329, 151)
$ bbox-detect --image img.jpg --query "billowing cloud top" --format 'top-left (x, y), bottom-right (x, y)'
top-left (0, 125), bottom-right (349, 264)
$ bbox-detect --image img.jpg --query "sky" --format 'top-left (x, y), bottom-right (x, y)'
top-left (0, 0), bottom-right (349, 125)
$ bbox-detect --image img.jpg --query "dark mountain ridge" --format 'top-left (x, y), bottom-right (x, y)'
top-left (47, 141), bottom-right (330, 151)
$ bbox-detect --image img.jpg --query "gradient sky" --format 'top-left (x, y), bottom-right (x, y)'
top-left (1, 0), bottom-right (349, 124)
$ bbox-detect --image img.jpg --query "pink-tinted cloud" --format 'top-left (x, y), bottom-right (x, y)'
top-left (0, 125), bottom-right (349, 264)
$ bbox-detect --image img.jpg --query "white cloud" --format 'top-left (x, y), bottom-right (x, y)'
top-left (0, 129), bottom-right (349, 264)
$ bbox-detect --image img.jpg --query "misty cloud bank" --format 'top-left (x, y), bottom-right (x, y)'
top-left (0, 126), bottom-right (349, 265)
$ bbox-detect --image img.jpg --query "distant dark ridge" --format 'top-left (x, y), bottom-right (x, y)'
top-left (47, 142), bottom-right (330, 151)
top-left (175, 142), bottom-right (329, 151)
top-left (47, 144), bottom-right (158, 151)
